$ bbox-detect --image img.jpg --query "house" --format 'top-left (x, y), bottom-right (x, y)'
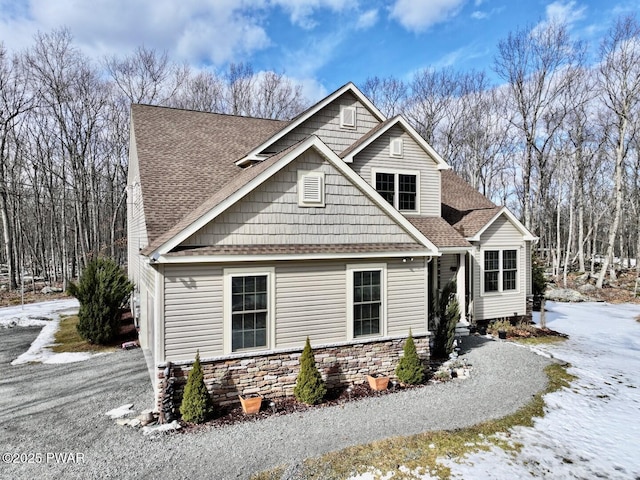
top-left (127, 83), bottom-right (536, 407)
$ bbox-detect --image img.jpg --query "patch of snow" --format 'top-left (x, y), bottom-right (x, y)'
top-left (441, 301), bottom-right (640, 479)
top-left (141, 420), bottom-right (181, 436)
top-left (1, 298), bottom-right (106, 365)
top-left (105, 404), bottom-right (135, 419)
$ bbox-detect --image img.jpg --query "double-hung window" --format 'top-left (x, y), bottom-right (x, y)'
top-left (225, 268), bottom-right (273, 353)
top-left (483, 250), bottom-right (518, 293)
top-left (373, 169), bottom-right (419, 213)
top-left (348, 264), bottom-right (386, 339)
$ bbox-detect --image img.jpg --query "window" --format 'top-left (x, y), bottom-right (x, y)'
top-left (347, 264), bottom-right (386, 339)
top-left (340, 106), bottom-right (356, 128)
top-left (224, 268), bottom-right (273, 353)
top-left (353, 271), bottom-right (381, 337)
top-left (483, 249), bottom-right (518, 293)
top-left (298, 171), bottom-right (325, 207)
top-left (373, 169), bottom-right (419, 212)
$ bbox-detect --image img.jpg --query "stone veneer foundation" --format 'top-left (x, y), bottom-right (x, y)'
top-left (159, 335), bottom-right (430, 409)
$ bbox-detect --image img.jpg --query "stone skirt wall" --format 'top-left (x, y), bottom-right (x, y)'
top-left (158, 335), bottom-right (430, 409)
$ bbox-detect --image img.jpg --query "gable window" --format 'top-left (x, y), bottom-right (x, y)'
top-left (347, 264), bottom-right (386, 339)
top-left (224, 268), bottom-right (274, 353)
top-left (340, 105), bottom-right (356, 128)
top-left (298, 171), bottom-right (325, 207)
top-left (373, 169), bottom-right (419, 213)
top-left (483, 249), bottom-right (518, 293)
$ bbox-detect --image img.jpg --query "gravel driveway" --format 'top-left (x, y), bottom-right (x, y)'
top-left (0, 327), bottom-right (552, 479)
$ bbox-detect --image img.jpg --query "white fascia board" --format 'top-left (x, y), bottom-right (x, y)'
top-left (156, 251), bottom-right (438, 264)
top-left (236, 82), bottom-right (387, 166)
top-left (468, 207), bottom-right (537, 242)
top-left (342, 116), bottom-right (450, 170)
top-left (438, 246), bottom-right (473, 254)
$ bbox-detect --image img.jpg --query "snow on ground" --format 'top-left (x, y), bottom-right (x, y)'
top-left (443, 301), bottom-right (640, 479)
top-left (0, 298), bottom-right (103, 365)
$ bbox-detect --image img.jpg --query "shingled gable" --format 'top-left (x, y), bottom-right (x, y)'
top-left (340, 115), bottom-right (449, 170)
top-left (144, 135), bottom-right (440, 260)
top-left (235, 82), bottom-right (386, 166)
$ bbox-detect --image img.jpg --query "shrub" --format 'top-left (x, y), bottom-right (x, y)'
top-left (67, 257), bottom-right (134, 345)
top-left (395, 330), bottom-right (426, 385)
top-left (432, 280), bottom-right (460, 358)
top-left (179, 351), bottom-right (213, 423)
top-left (294, 337), bottom-right (326, 405)
top-left (532, 253), bottom-right (548, 298)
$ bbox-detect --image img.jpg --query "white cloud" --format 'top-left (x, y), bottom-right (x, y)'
top-left (270, 0), bottom-right (357, 30)
top-left (356, 9), bottom-right (379, 30)
top-left (543, 0), bottom-right (587, 27)
top-left (389, 0), bottom-right (467, 33)
top-left (471, 10), bottom-right (487, 20)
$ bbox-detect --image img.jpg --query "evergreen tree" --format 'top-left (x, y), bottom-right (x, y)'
top-left (432, 280), bottom-right (460, 358)
top-left (179, 351), bottom-right (213, 424)
top-left (294, 337), bottom-right (326, 405)
top-left (395, 329), bottom-right (426, 384)
top-left (67, 257), bottom-right (134, 345)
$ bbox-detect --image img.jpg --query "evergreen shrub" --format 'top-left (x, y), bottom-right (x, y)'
top-left (294, 337), bottom-right (326, 405)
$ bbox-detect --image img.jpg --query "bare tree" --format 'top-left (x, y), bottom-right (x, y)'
top-left (251, 71), bottom-right (306, 119)
top-left (595, 14), bottom-right (640, 288)
top-left (361, 76), bottom-right (408, 117)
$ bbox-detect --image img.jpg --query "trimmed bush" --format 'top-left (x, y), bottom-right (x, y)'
top-left (432, 280), bottom-right (460, 358)
top-left (67, 257), bottom-right (134, 345)
top-left (395, 330), bottom-right (426, 384)
top-left (179, 351), bottom-right (213, 423)
top-left (294, 337), bottom-right (326, 405)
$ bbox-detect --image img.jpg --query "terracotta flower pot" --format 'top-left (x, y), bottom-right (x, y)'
top-left (239, 395), bottom-right (262, 414)
top-left (367, 374), bottom-right (389, 391)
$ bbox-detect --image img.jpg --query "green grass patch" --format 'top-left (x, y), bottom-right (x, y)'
top-left (251, 363), bottom-right (576, 480)
top-left (52, 315), bottom-right (116, 353)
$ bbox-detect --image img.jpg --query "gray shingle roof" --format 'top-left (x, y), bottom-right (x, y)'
top-left (406, 217), bottom-right (471, 248)
top-left (166, 243), bottom-right (431, 257)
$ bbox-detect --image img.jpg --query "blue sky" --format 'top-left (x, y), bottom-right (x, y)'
top-left (0, 0), bottom-right (636, 100)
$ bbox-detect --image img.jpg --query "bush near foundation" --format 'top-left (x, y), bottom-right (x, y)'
top-left (179, 351), bottom-right (213, 423)
top-left (294, 337), bottom-right (326, 405)
top-left (395, 330), bottom-right (426, 385)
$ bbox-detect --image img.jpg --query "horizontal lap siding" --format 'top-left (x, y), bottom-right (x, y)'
top-left (164, 264), bottom-right (223, 361)
top-left (387, 259), bottom-right (427, 336)
top-left (275, 262), bottom-right (346, 349)
top-left (438, 254), bottom-right (458, 289)
top-left (473, 215), bottom-right (526, 320)
top-left (351, 125), bottom-right (441, 216)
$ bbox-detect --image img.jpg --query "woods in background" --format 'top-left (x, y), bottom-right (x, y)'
top-left (0, 14), bottom-right (638, 291)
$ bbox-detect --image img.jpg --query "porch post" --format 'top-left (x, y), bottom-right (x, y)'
top-left (456, 253), bottom-right (467, 323)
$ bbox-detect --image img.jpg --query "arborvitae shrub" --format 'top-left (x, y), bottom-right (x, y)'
top-left (67, 257), bottom-right (134, 345)
top-left (395, 329), bottom-right (426, 385)
top-left (294, 337), bottom-right (326, 405)
top-left (179, 351), bottom-right (213, 424)
top-left (432, 280), bottom-right (460, 358)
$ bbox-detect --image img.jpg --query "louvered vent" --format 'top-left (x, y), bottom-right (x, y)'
top-left (298, 171), bottom-right (325, 206)
top-left (341, 106), bottom-right (356, 128)
top-left (390, 138), bottom-right (403, 157)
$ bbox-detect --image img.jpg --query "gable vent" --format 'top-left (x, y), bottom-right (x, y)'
top-left (390, 138), bottom-right (403, 157)
top-left (341, 106), bottom-right (356, 128)
top-left (298, 171), bottom-right (325, 207)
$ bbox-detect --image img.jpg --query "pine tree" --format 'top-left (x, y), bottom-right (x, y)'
top-left (395, 330), bottom-right (426, 385)
top-left (294, 337), bottom-right (326, 405)
top-left (179, 351), bottom-right (213, 423)
top-left (67, 257), bottom-right (134, 345)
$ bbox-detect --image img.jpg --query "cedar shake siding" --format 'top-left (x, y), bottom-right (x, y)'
top-left (349, 125), bottom-right (442, 216)
top-left (181, 150), bottom-right (419, 248)
top-left (268, 92), bottom-right (381, 155)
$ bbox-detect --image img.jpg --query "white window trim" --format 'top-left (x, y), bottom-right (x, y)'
top-left (346, 263), bottom-right (387, 340)
top-left (390, 137), bottom-right (403, 158)
top-left (223, 267), bottom-right (276, 354)
top-left (297, 170), bottom-right (325, 207)
top-left (340, 105), bottom-right (357, 129)
top-left (371, 167), bottom-right (420, 214)
top-left (480, 248), bottom-right (520, 296)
